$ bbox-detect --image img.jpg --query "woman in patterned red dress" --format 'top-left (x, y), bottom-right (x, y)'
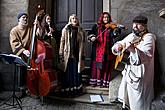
top-left (88, 12), bottom-right (117, 88)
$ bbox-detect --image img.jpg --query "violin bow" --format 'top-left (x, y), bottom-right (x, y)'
top-left (96, 28), bottom-right (108, 39)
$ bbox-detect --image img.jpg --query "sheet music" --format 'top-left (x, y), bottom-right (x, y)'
top-left (90, 95), bottom-right (104, 103)
top-left (0, 54), bottom-right (28, 67)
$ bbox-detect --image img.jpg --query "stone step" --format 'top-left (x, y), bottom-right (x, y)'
top-left (83, 86), bottom-right (109, 95)
top-left (83, 70), bottom-right (122, 97)
top-left (48, 93), bottom-right (111, 104)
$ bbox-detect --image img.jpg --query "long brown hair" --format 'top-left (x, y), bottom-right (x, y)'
top-left (97, 12), bottom-right (112, 28)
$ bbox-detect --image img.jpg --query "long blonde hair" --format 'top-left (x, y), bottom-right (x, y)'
top-left (68, 14), bottom-right (80, 26)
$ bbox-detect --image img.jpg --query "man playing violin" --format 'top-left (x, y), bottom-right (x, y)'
top-left (112, 15), bottom-right (156, 110)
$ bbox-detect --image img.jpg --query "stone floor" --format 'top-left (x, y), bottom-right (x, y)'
top-left (0, 91), bottom-right (122, 110)
top-left (0, 70), bottom-right (164, 110)
top-left (0, 90), bottom-right (164, 110)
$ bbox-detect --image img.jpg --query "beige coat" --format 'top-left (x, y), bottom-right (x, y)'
top-left (59, 24), bottom-right (86, 72)
top-left (9, 25), bottom-right (32, 56)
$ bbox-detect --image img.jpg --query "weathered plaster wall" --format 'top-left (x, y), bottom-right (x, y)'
top-left (0, 0), bottom-right (46, 53)
top-left (0, 0), bottom-right (29, 53)
top-left (0, 0), bottom-right (46, 90)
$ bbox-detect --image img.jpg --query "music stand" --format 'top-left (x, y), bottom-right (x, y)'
top-left (0, 54), bottom-right (28, 110)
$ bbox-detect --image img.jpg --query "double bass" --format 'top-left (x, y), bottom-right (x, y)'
top-left (27, 9), bottom-right (57, 96)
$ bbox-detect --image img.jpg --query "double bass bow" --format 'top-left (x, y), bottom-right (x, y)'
top-left (27, 9), bottom-right (51, 96)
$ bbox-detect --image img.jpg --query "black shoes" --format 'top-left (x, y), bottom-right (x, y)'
top-left (161, 96), bottom-right (165, 103)
top-left (17, 88), bottom-right (28, 99)
top-left (111, 98), bottom-right (130, 110)
top-left (110, 98), bottom-right (122, 104)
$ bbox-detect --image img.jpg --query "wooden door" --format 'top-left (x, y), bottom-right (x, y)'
top-left (52, 0), bottom-right (103, 30)
top-left (51, 0), bottom-right (103, 83)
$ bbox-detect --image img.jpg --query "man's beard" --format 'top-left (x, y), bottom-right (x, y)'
top-left (132, 29), bottom-right (141, 36)
top-left (20, 20), bottom-right (28, 27)
top-left (132, 29), bottom-right (147, 37)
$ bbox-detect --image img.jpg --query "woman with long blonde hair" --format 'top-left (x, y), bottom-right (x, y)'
top-left (59, 14), bottom-right (86, 97)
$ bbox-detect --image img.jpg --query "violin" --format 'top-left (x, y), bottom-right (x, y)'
top-left (105, 23), bottom-right (126, 30)
top-left (94, 23), bottom-right (126, 39)
top-left (105, 23), bottom-right (118, 29)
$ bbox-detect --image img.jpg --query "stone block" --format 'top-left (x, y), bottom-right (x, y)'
top-left (84, 86), bottom-right (109, 95)
top-left (109, 74), bottom-right (122, 102)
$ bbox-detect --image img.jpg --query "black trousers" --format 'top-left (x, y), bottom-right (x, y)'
top-left (17, 65), bottom-right (27, 88)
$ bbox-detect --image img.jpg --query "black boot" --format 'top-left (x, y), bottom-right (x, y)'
top-left (18, 87), bottom-right (27, 99)
top-left (162, 96), bottom-right (165, 103)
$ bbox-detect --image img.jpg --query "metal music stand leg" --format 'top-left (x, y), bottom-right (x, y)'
top-left (0, 64), bottom-right (22, 110)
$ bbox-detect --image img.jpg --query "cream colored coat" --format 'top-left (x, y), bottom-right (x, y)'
top-left (59, 24), bottom-right (86, 72)
top-left (113, 33), bottom-right (156, 110)
top-left (9, 25), bottom-right (32, 56)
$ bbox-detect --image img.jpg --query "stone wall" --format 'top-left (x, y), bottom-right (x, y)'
top-left (0, 0), bottom-right (29, 90)
top-left (0, 0), bottom-right (46, 90)
top-left (0, 0), bottom-right (46, 53)
top-left (0, 0), bottom-right (29, 53)
top-left (111, 0), bottom-right (165, 87)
